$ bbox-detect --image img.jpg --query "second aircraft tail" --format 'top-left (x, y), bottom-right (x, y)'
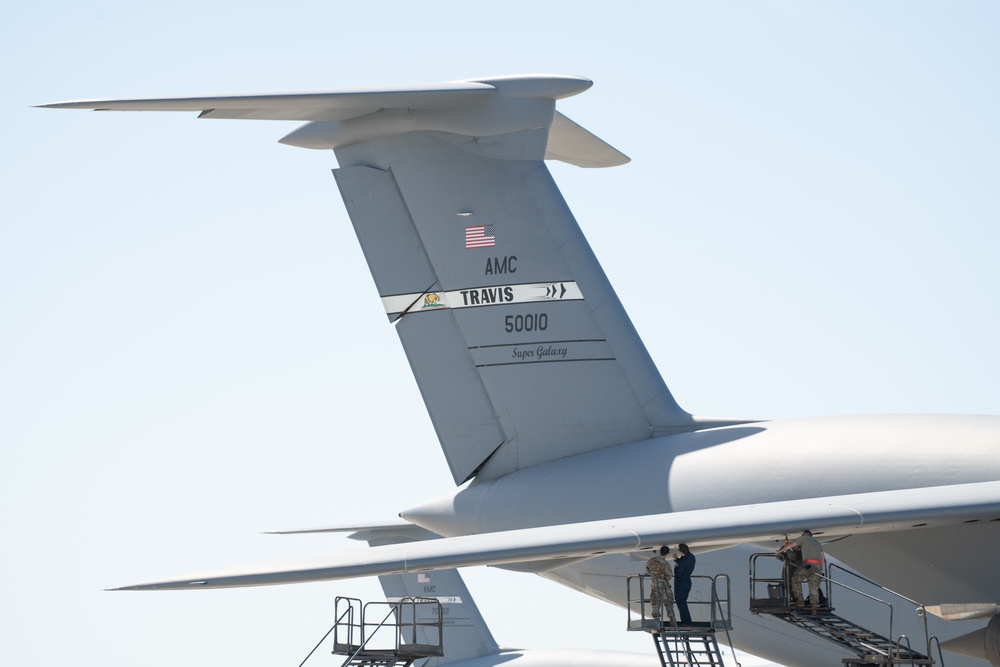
top-left (347, 523), bottom-right (500, 667)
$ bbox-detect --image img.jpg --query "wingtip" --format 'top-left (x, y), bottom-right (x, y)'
top-left (36, 101), bottom-right (81, 109)
top-left (36, 101), bottom-right (110, 111)
top-left (107, 580), bottom-right (211, 591)
top-left (106, 583), bottom-right (150, 591)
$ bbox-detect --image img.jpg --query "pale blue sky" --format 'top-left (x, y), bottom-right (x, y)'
top-left (2, 3), bottom-right (998, 666)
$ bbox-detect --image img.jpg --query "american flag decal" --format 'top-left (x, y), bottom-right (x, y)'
top-left (465, 224), bottom-right (496, 249)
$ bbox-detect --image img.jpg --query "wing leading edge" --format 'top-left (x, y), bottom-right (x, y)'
top-left (109, 480), bottom-right (1000, 591)
top-left (35, 82), bottom-right (497, 120)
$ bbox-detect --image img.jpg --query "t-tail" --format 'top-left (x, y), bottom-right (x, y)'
top-left (40, 74), bottom-right (745, 485)
top-left (299, 75), bottom-right (742, 483)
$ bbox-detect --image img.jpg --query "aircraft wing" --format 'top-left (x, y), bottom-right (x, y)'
top-left (109, 480), bottom-right (1000, 590)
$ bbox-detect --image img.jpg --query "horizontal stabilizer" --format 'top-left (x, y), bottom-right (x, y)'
top-left (109, 480), bottom-right (1000, 590)
top-left (265, 519), bottom-right (415, 536)
top-left (36, 82), bottom-right (497, 121)
top-left (39, 75), bottom-right (628, 167)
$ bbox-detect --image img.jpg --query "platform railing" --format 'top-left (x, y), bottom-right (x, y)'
top-left (627, 573), bottom-right (732, 630)
top-left (332, 595), bottom-right (444, 662)
top-left (829, 563), bottom-right (933, 662)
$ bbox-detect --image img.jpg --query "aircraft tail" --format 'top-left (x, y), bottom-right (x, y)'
top-left (42, 75), bottom-right (740, 485)
top-left (345, 523), bottom-right (501, 666)
top-left (316, 75), bottom-right (712, 483)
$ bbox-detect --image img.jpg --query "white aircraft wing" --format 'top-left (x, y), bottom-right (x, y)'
top-left (35, 82), bottom-right (497, 121)
top-left (110, 480), bottom-right (1000, 590)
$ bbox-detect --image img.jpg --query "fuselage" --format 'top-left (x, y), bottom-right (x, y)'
top-left (404, 413), bottom-right (1000, 604)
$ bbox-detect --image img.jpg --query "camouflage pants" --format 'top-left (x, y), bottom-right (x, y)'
top-left (650, 577), bottom-right (676, 623)
top-left (791, 564), bottom-right (822, 609)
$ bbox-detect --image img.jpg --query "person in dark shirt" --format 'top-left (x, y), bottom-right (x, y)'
top-left (673, 543), bottom-right (696, 624)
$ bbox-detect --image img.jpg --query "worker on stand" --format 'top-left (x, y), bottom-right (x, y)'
top-left (776, 530), bottom-right (825, 613)
top-left (646, 546), bottom-right (677, 625)
top-left (673, 543), bottom-right (696, 625)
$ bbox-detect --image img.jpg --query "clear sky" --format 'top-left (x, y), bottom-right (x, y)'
top-left (3, 2), bottom-right (999, 666)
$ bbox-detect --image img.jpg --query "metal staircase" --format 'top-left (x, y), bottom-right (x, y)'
top-left (766, 608), bottom-right (931, 666)
top-left (649, 628), bottom-right (727, 667)
top-left (627, 574), bottom-right (736, 667)
top-left (749, 553), bottom-right (937, 666)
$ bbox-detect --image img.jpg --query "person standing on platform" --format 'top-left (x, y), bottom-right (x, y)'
top-left (673, 543), bottom-right (696, 624)
top-left (777, 529), bottom-right (825, 613)
top-left (646, 546), bottom-right (676, 624)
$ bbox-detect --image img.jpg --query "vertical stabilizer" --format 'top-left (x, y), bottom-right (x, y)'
top-left (326, 76), bottom-right (697, 483)
top-left (349, 525), bottom-right (500, 666)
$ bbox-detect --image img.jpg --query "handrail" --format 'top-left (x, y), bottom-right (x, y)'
top-left (829, 563), bottom-right (928, 657)
top-left (334, 597), bottom-right (359, 651)
top-left (829, 563), bottom-right (932, 660)
top-left (712, 574), bottom-right (740, 667)
top-left (828, 563), bottom-right (923, 607)
top-left (929, 636), bottom-right (946, 667)
top-left (298, 605), bottom-right (354, 667)
top-left (345, 605), bottom-right (399, 667)
top-left (895, 634), bottom-right (915, 666)
top-left (626, 573), bottom-right (648, 625)
top-left (711, 573), bottom-right (733, 627)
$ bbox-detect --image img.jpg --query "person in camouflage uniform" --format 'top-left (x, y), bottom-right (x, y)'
top-left (646, 545), bottom-right (677, 624)
top-left (777, 530), bottom-right (825, 612)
